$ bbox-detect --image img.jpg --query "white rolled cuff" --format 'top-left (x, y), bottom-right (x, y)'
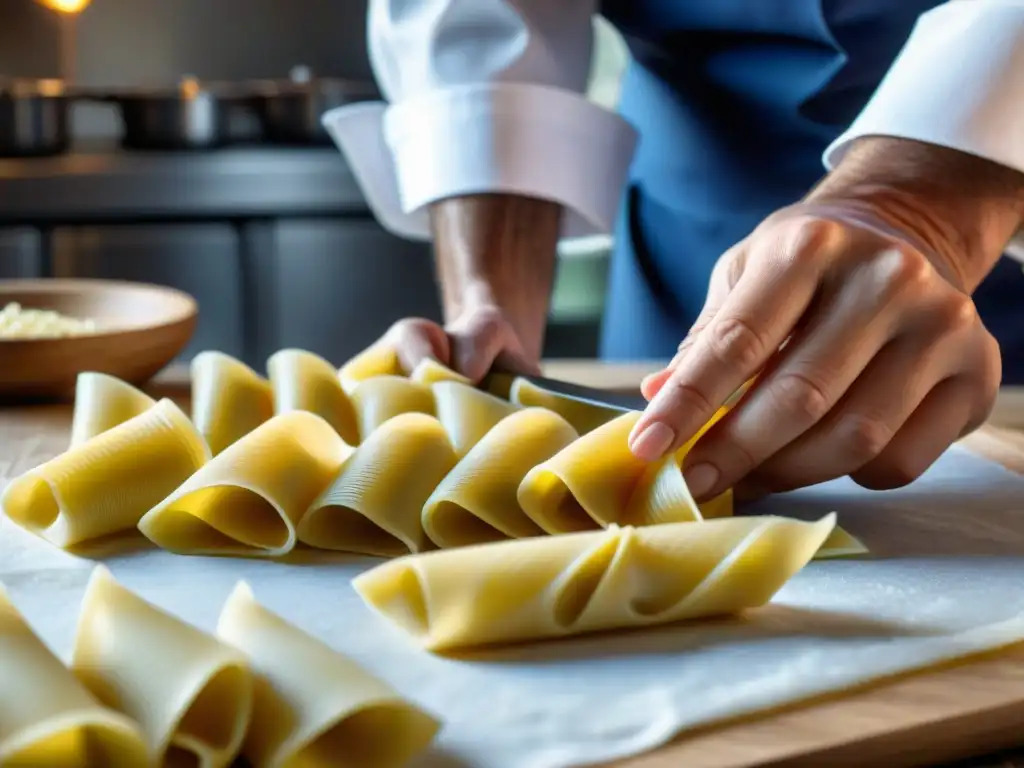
top-left (323, 83), bottom-right (638, 242)
top-left (823, 1), bottom-right (1024, 265)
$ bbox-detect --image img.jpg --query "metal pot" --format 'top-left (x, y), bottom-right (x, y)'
top-left (0, 79), bottom-right (72, 158)
top-left (102, 77), bottom-right (254, 150)
top-left (250, 67), bottom-right (379, 146)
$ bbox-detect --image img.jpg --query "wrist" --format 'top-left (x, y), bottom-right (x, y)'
top-left (809, 137), bottom-right (1024, 291)
top-left (430, 193), bottom-right (562, 360)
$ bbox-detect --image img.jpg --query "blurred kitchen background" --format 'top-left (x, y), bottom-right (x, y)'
top-left (0, 0), bottom-right (629, 367)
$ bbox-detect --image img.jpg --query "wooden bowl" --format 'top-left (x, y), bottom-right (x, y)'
top-left (0, 279), bottom-right (197, 400)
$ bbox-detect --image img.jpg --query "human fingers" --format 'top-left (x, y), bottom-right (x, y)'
top-left (384, 317), bottom-right (452, 373)
top-left (737, 286), bottom-right (997, 494)
top-left (640, 246), bottom-right (742, 401)
top-left (681, 246), bottom-right (922, 499)
top-left (446, 305), bottom-right (538, 382)
top-left (629, 220), bottom-right (835, 461)
top-left (850, 338), bottom-right (1000, 491)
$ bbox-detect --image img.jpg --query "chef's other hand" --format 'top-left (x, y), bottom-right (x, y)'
top-left (379, 303), bottom-right (541, 383)
top-left (629, 138), bottom-right (1022, 500)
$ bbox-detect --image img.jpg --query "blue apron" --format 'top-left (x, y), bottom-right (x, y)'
top-left (598, 0), bottom-right (1024, 383)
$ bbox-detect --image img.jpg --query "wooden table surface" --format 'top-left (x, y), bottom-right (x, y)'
top-left (4, 361), bottom-right (1024, 768)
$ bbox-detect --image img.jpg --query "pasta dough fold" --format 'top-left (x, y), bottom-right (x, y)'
top-left (71, 566), bottom-right (253, 768)
top-left (268, 349), bottom-right (359, 445)
top-left (138, 411), bottom-right (350, 558)
top-left (191, 351), bottom-right (274, 456)
top-left (338, 342), bottom-right (404, 395)
top-left (298, 413), bottom-right (458, 556)
top-left (518, 412), bottom-right (705, 533)
top-left (2, 399), bottom-right (209, 549)
top-left (509, 376), bottom-right (620, 436)
top-left (431, 381), bottom-right (519, 459)
top-left (422, 408), bottom-right (578, 548)
top-left (0, 585), bottom-right (149, 767)
top-left (217, 582), bottom-right (439, 768)
top-left (351, 376), bottom-right (435, 439)
top-left (68, 372), bottom-right (155, 448)
top-left (354, 514), bottom-right (837, 652)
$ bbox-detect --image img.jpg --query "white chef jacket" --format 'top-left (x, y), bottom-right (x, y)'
top-left (323, 0), bottom-right (1024, 263)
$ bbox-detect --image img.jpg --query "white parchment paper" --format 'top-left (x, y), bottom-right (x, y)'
top-left (3, 446), bottom-right (1024, 768)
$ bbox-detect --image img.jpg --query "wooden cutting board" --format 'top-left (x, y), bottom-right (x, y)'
top-left (2, 363), bottom-right (1024, 768)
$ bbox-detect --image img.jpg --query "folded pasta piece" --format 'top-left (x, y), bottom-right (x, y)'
top-left (410, 358), bottom-right (471, 386)
top-left (509, 376), bottom-right (622, 435)
top-left (431, 381), bottom-right (520, 458)
top-left (351, 375), bottom-right (436, 439)
top-left (423, 408), bottom-right (578, 548)
top-left (138, 411), bottom-right (350, 557)
top-left (191, 350), bottom-right (275, 455)
top-left (268, 349), bottom-right (359, 445)
top-left (72, 566), bottom-right (252, 768)
top-left (355, 514), bottom-right (837, 652)
top-left (818, 526), bottom-right (869, 559)
top-left (217, 582), bottom-right (440, 768)
top-left (68, 371), bottom-right (156, 448)
top-left (699, 488), bottom-right (734, 519)
top-left (338, 342), bottom-right (404, 395)
top-left (2, 398), bottom-right (209, 549)
top-left (0, 584), bottom-right (150, 766)
top-left (518, 412), bottom-right (703, 533)
top-left (298, 413), bottom-right (458, 556)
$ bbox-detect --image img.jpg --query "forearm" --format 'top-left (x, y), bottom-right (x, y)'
top-left (810, 137), bottom-right (1024, 291)
top-left (430, 194), bottom-right (563, 360)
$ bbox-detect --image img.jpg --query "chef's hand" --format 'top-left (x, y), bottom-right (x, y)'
top-left (376, 302), bottom-right (541, 383)
top-left (630, 138), bottom-right (1024, 500)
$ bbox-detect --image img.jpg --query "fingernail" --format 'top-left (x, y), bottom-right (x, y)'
top-left (684, 462), bottom-right (720, 499)
top-left (629, 421), bottom-right (676, 461)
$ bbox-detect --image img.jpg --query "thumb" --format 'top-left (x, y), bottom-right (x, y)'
top-left (386, 318), bottom-right (451, 374)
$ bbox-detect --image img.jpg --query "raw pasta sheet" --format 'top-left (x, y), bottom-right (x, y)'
top-left (2, 446), bottom-right (1024, 768)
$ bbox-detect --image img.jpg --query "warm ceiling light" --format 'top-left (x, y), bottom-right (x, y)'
top-left (36, 0), bottom-right (92, 14)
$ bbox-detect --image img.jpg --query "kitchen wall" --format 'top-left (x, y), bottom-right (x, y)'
top-left (0, 0), bottom-right (373, 83)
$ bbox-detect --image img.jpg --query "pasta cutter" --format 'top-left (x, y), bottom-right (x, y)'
top-left (481, 372), bottom-right (649, 413)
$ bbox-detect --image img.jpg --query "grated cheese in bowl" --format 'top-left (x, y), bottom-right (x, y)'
top-left (0, 302), bottom-right (99, 339)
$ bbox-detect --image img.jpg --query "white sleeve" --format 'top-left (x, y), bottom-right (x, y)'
top-left (321, 0), bottom-right (639, 242)
top-left (823, 1), bottom-right (1024, 264)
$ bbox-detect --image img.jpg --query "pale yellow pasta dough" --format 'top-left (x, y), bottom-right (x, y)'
top-left (431, 380), bottom-right (520, 458)
top-left (191, 351), bottom-right (275, 456)
top-left (138, 411), bottom-right (350, 557)
top-left (409, 357), bottom-right (471, 386)
top-left (0, 584), bottom-right (149, 767)
top-left (354, 514), bottom-right (837, 652)
top-left (298, 413), bottom-right (458, 556)
top-left (338, 342), bottom-right (403, 395)
top-left (422, 407), bottom-right (578, 548)
top-left (518, 412), bottom-right (704, 533)
top-left (268, 349), bottom-right (359, 445)
top-left (71, 566), bottom-right (252, 768)
top-left (509, 376), bottom-right (621, 435)
top-left (350, 375), bottom-right (435, 440)
top-left (216, 582), bottom-right (440, 768)
top-left (1, 398), bottom-right (209, 549)
top-left (68, 372), bottom-right (155, 449)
